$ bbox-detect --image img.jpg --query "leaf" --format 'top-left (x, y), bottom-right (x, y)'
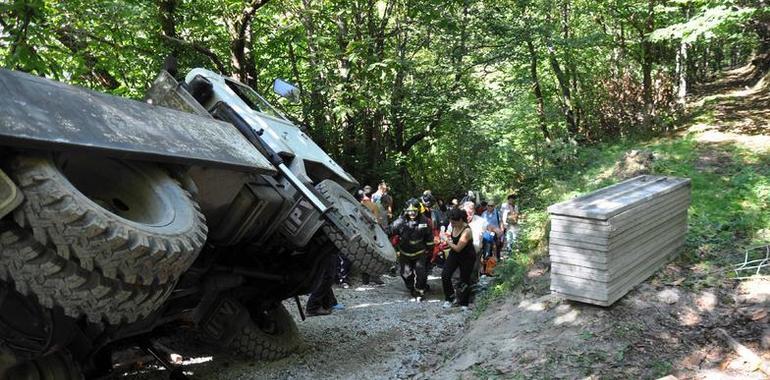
top-left (649, 5), bottom-right (755, 43)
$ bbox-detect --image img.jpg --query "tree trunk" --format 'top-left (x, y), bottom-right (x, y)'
top-left (547, 45), bottom-right (578, 137)
top-left (714, 43), bottom-right (724, 71)
top-left (641, 0), bottom-right (655, 110)
top-left (676, 38), bottom-right (688, 106)
top-left (641, 44), bottom-right (653, 107)
top-left (300, 0), bottom-right (329, 149)
top-left (229, 0), bottom-right (269, 87)
top-left (526, 39), bottom-right (550, 141)
top-left (156, 0), bottom-right (227, 73)
top-left (156, 0), bottom-right (180, 57)
top-left (390, 15), bottom-right (408, 154)
top-left (561, 0), bottom-right (582, 136)
top-left (156, 0), bottom-right (178, 38)
top-left (286, 32), bottom-right (308, 126)
top-left (613, 22), bottom-right (626, 74)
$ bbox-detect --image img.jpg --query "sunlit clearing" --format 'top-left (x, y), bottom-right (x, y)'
top-left (738, 278), bottom-right (770, 302)
top-left (695, 292), bottom-right (718, 312)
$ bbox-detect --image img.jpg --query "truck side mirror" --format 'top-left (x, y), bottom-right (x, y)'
top-left (272, 79), bottom-right (300, 103)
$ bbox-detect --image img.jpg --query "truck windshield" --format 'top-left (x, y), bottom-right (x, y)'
top-left (225, 79), bottom-right (284, 120)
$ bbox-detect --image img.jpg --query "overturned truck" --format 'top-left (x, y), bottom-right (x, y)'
top-left (0, 67), bottom-right (395, 378)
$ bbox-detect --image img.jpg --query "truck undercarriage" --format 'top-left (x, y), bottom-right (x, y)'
top-left (0, 68), bottom-right (395, 379)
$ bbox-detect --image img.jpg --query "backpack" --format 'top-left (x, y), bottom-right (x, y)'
top-left (483, 256), bottom-right (497, 276)
top-left (482, 230), bottom-right (496, 243)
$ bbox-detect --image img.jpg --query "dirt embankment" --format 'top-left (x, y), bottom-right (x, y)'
top-left (424, 259), bottom-right (769, 379)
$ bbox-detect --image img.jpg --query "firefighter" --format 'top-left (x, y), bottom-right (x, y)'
top-left (389, 198), bottom-right (434, 300)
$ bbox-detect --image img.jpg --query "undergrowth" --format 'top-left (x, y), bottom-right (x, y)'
top-left (475, 128), bottom-right (769, 313)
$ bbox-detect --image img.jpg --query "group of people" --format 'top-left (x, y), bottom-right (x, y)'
top-left (305, 184), bottom-right (521, 317)
top-left (338, 182), bottom-right (395, 286)
top-left (356, 182), bottom-right (394, 227)
top-left (388, 190), bottom-right (521, 310)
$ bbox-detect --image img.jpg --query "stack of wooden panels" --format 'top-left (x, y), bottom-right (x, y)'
top-left (547, 175), bottom-right (691, 306)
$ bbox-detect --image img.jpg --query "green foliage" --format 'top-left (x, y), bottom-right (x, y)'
top-left (649, 136), bottom-right (770, 267)
top-left (650, 5), bottom-right (755, 43)
top-left (489, 130), bottom-right (769, 296)
top-left (0, 0), bottom-right (766, 204)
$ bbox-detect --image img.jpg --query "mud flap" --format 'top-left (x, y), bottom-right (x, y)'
top-left (0, 169), bottom-right (22, 220)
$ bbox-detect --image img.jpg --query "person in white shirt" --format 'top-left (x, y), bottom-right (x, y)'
top-left (480, 200), bottom-right (502, 259)
top-left (500, 194), bottom-right (520, 254)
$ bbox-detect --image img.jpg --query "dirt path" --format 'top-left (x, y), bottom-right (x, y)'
top-left (115, 270), bottom-right (472, 379)
top-left (688, 65), bottom-right (770, 153)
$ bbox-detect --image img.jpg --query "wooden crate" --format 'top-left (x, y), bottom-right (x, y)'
top-left (547, 175), bottom-right (691, 306)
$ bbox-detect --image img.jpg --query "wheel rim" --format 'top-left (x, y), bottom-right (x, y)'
top-left (335, 193), bottom-right (388, 250)
top-left (55, 154), bottom-right (175, 227)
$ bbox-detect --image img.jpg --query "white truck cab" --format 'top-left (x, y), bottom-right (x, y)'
top-left (185, 69), bottom-right (357, 189)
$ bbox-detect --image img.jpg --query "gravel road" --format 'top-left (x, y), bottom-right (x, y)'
top-left (115, 270), bottom-right (471, 380)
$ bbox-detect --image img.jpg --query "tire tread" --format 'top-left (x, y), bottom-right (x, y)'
top-left (231, 304), bottom-right (301, 361)
top-left (0, 227), bottom-right (173, 324)
top-left (316, 181), bottom-right (394, 276)
top-left (10, 155), bottom-right (207, 286)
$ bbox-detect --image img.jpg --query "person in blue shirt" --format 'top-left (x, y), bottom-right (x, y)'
top-left (480, 200), bottom-right (503, 261)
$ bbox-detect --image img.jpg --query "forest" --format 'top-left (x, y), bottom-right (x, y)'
top-left (2, 2), bottom-right (770, 378)
top-left (0, 0), bottom-right (766, 203)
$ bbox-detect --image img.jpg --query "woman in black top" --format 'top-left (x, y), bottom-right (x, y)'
top-left (442, 208), bottom-right (475, 309)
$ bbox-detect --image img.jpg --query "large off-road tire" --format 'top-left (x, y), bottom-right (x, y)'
top-left (9, 154), bottom-right (207, 286)
top-left (0, 226), bottom-right (174, 324)
top-left (316, 180), bottom-right (396, 276)
top-left (232, 303), bottom-right (301, 361)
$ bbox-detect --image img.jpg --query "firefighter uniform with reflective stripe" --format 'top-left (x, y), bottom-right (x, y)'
top-left (390, 213), bottom-right (434, 297)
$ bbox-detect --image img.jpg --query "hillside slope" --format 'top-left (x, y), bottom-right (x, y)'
top-left (423, 66), bottom-right (770, 380)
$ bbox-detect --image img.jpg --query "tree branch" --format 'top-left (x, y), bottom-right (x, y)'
top-left (54, 27), bottom-right (120, 89)
top-left (57, 25), bottom-right (154, 54)
top-left (401, 108), bottom-right (444, 154)
top-left (9, 5), bottom-right (34, 57)
top-left (231, 0), bottom-right (270, 85)
top-left (237, 0), bottom-right (270, 42)
top-left (161, 35), bottom-right (228, 73)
